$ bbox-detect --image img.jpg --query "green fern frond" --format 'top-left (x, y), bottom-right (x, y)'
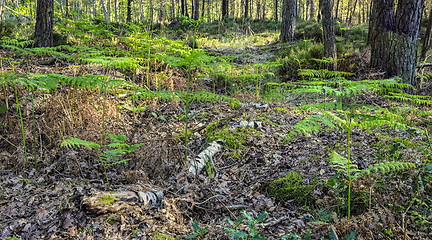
top-left (358, 161), bottom-right (416, 177)
top-left (298, 102), bottom-right (338, 111)
top-left (60, 137), bottom-right (101, 150)
top-left (329, 151), bottom-right (360, 174)
top-left (285, 114), bottom-right (337, 141)
top-left (385, 92), bottom-right (432, 106)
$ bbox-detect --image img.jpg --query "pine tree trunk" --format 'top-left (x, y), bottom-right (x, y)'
top-left (201, 0), bottom-right (204, 17)
top-left (308, 0), bottom-right (314, 21)
top-left (320, 0), bottom-right (337, 70)
top-left (92, 0), bottom-right (97, 18)
top-left (257, 0), bottom-right (260, 19)
top-left (420, 7), bottom-right (432, 60)
top-left (222, 0), bottom-right (228, 18)
top-left (274, 0), bottom-right (278, 21)
top-left (35, 0), bottom-right (53, 47)
top-left (280, 0), bottom-right (296, 42)
top-left (101, 0), bottom-right (109, 23)
top-left (369, 0), bottom-right (424, 88)
top-left (348, 0), bottom-right (357, 25)
top-left (114, 0), bottom-right (118, 21)
top-left (245, 0), bottom-right (249, 18)
top-left (193, 0), bottom-right (199, 19)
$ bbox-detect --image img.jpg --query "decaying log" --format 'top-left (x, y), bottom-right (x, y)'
top-left (82, 189), bottom-right (163, 213)
top-left (189, 140), bottom-right (223, 175)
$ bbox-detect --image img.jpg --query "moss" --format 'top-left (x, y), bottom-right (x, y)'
top-left (175, 129), bottom-right (193, 144)
top-left (151, 232), bottom-right (175, 240)
top-left (274, 107), bottom-right (290, 114)
top-left (213, 127), bottom-right (256, 150)
top-left (224, 150), bottom-right (242, 160)
top-left (204, 120), bottom-right (221, 139)
top-left (98, 194), bottom-right (115, 205)
top-left (268, 172), bottom-right (314, 204)
top-left (229, 100), bottom-right (242, 110)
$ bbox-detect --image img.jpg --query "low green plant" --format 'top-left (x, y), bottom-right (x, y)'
top-left (61, 133), bottom-right (143, 187)
top-left (223, 211), bottom-right (268, 240)
top-left (187, 221), bottom-right (209, 239)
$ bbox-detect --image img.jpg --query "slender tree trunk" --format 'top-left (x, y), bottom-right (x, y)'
top-left (0, 0), bottom-right (5, 21)
top-left (127, 0), bottom-right (132, 22)
top-left (420, 7), bottom-right (432, 60)
top-left (139, 0), bottom-right (144, 21)
top-left (369, 0), bottom-right (424, 88)
top-left (149, 0), bottom-right (153, 23)
top-left (193, 0), bottom-right (199, 19)
top-left (245, 0), bottom-right (249, 18)
top-left (308, 0), bottom-right (314, 20)
top-left (257, 0), bottom-right (260, 19)
top-left (275, 0), bottom-right (278, 21)
top-left (201, 0), bottom-right (204, 17)
top-left (222, 0), bottom-right (228, 18)
top-left (114, 0), bottom-right (118, 21)
top-left (35, 0), bottom-right (53, 47)
top-left (335, 0), bottom-right (340, 19)
top-left (92, 0), bottom-right (97, 18)
top-left (262, 1), bottom-right (266, 19)
top-left (250, 0), bottom-right (253, 19)
top-left (101, 0), bottom-right (109, 23)
top-left (185, 0), bottom-right (189, 17)
top-left (280, 0), bottom-right (296, 42)
top-left (320, 0), bottom-right (337, 69)
top-left (349, 0), bottom-right (357, 24)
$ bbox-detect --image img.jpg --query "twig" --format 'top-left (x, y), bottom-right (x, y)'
top-left (194, 194), bottom-right (224, 205)
top-left (226, 205), bottom-right (249, 210)
top-left (257, 216), bottom-right (290, 228)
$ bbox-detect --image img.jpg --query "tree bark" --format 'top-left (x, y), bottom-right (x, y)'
top-left (193, 0), bottom-right (199, 19)
top-left (222, 0), bottom-right (229, 18)
top-left (127, 0), bottom-right (132, 22)
top-left (280, 0), bottom-right (296, 42)
top-left (92, 0), bottom-right (97, 18)
top-left (308, 0), bottom-right (314, 21)
top-left (114, 0), bottom-right (118, 21)
top-left (35, 0), bottom-right (53, 47)
top-left (101, 0), bottom-right (109, 23)
top-left (320, 0), bottom-right (337, 70)
top-left (275, 0), bottom-right (278, 21)
top-left (245, 0), bottom-right (249, 18)
top-left (420, 7), bottom-right (432, 60)
top-left (369, 0), bottom-right (424, 88)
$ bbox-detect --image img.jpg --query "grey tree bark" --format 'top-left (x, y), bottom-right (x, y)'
top-left (92, 0), bottom-right (97, 18)
top-left (280, 0), bottom-right (296, 42)
top-left (320, 0), bottom-right (337, 70)
top-left (101, 0), bottom-right (109, 23)
top-left (369, 0), bottom-right (424, 88)
top-left (308, 0), bottom-right (314, 20)
top-left (35, 0), bottom-right (53, 47)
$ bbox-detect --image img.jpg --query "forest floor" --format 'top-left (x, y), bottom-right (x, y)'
top-left (1, 38), bottom-right (432, 240)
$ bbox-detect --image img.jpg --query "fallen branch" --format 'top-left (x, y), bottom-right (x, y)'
top-left (82, 189), bottom-right (163, 213)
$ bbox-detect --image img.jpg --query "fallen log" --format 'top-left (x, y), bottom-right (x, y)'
top-left (82, 189), bottom-right (163, 214)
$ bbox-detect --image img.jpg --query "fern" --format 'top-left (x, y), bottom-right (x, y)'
top-left (385, 92), bottom-right (432, 106)
top-left (284, 114), bottom-right (337, 141)
top-left (329, 151), bottom-right (416, 180)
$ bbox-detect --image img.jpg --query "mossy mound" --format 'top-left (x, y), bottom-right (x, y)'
top-left (268, 172), bottom-right (314, 204)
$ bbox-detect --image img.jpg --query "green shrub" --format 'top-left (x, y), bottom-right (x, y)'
top-left (268, 171), bottom-right (314, 204)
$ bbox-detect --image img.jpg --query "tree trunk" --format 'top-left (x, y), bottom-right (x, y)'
top-left (140, 0), bottom-right (145, 21)
top-left (348, 0), bottom-right (357, 24)
top-left (114, 0), bottom-right (118, 21)
top-left (369, 0), bottom-right (424, 88)
top-left (101, 0), bottom-right (109, 23)
top-left (35, 0), bottom-right (53, 47)
top-left (201, 0), bottom-right (204, 17)
top-left (245, 0), bottom-right (249, 18)
top-left (320, 0), bottom-right (337, 70)
top-left (222, 0), bottom-right (228, 18)
top-left (308, 0), bottom-right (314, 21)
top-left (193, 0), bottom-right (199, 19)
top-left (127, 0), bottom-right (132, 22)
top-left (335, 0), bottom-right (339, 19)
top-left (92, 0), bottom-right (97, 18)
top-left (420, 7), bottom-right (432, 60)
top-left (262, 0), bottom-right (266, 19)
top-left (149, 0), bottom-right (153, 23)
top-left (275, 0), bottom-right (278, 21)
top-left (257, 0), bottom-right (260, 19)
top-left (280, 0), bottom-right (296, 42)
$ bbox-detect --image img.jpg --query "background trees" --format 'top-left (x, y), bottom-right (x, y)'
top-left (280, 0), bottom-right (296, 42)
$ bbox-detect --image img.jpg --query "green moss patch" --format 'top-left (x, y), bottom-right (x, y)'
top-left (268, 172), bottom-right (314, 204)
top-left (98, 194), bottom-right (115, 205)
